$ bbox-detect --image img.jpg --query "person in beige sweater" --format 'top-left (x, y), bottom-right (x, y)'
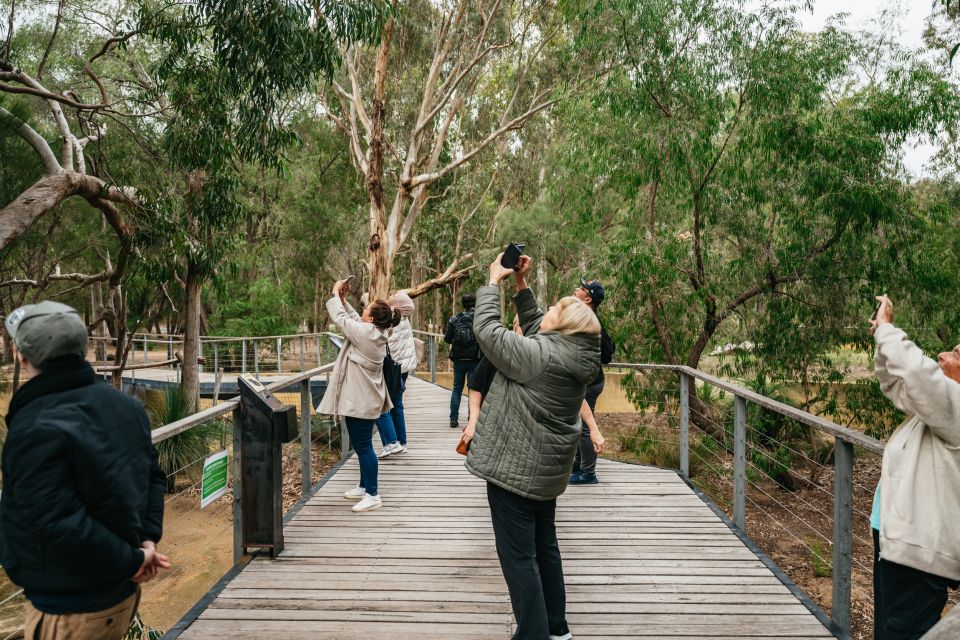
top-left (317, 279), bottom-right (400, 513)
top-left (870, 295), bottom-right (960, 639)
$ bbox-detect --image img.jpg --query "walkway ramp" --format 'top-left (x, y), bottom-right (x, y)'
top-left (176, 377), bottom-right (833, 639)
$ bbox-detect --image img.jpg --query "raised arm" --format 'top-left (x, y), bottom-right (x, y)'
top-left (326, 295), bottom-right (376, 347)
top-left (875, 323), bottom-right (960, 446)
top-left (473, 285), bottom-right (546, 384)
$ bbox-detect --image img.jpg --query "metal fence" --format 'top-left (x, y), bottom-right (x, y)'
top-left (89, 332), bottom-right (338, 373)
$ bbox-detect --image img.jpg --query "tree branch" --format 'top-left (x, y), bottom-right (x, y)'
top-left (0, 106), bottom-right (61, 174)
top-left (0, 172), bottom-right (136, 251)
top-left (406, 97), bottom-right (557, 190)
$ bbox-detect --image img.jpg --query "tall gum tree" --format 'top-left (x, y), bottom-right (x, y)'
top-left (325, 0), bottom-right (582, 299)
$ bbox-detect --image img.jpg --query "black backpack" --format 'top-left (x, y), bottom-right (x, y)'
top-left (451, 312), bottom-right (480, 360)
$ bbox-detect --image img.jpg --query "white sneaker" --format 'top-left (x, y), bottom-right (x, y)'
top-left (343, 486), bottom-right (366, 500)
top-left (400, 444), bottom-right (408, 453)
top-left (377, 442), bottom-right (402, 459)
top-left (549, 634), bottom-right (572, 640)
top-left (352, 493), bottom-right (382, 512)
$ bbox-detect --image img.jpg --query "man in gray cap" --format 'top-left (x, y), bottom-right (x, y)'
top-left (1, 301), bottom-right (169, 640)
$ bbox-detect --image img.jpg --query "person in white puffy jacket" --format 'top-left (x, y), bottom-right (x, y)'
top-left (376, 291), bottom-right (420, 458)
top-left (870, 294), bottom-right (960, 639)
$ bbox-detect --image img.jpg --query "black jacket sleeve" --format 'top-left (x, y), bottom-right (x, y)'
top-left (143, 444), bottom-right (166, 544)
top-left (8, 422), bottom-right (143, 582)
top-left (444, 316), bottom-right (457, 344)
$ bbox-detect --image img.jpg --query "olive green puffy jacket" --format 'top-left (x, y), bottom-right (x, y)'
top-left (465, 285), bottom-right (601, 500)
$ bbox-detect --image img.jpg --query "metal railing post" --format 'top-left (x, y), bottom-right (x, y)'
top-left (198, 339), bottom-right (204, 374)
top-left (300, 380), bottom-right (312, 497)
top-left (316, 334), bottom-right (322, 368)
top-left (276, 337), bottom-right (282, 374)
top-left (679, 372), bottom-right (690, 478)
top-left (832, 438), bottom-right (854, 636)
top-left (299, 336), bottom-right (305, 372)
top-left (142, 336), bottom-right (148, 365)
top-left (733, 395), bottom-right (747, 531)
top-left (253, 340), bottom-right (259, 378)
top-left (340, 417), bottom-right (351, 459)
top-left (241, 339), bottom-right (247, 374)
top-left (429, 336), bottom-right (437, 384)
top-left (232, 406), bottom-right (243, 564)
top-left (213, 343), bottom-right (219, 373)
top-left (167, 335), bottom-right (173, 368)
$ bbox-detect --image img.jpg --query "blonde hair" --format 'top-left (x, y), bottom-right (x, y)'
top-left (551, 296), bottom-right (601, 336)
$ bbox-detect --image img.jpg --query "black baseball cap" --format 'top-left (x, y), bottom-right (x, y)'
top-left (579, 278), bottom-right (605, 306)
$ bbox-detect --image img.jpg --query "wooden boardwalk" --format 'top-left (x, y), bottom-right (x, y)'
top-left (176, 377), bottom-right (833, 639)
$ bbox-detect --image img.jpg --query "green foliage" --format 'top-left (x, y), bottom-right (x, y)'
top-left (215, 278), bottom-right (298, 337)
top-left (146, 387), bottom-right (217, 492)
top-left (808, 539), bottom-right (833, 578)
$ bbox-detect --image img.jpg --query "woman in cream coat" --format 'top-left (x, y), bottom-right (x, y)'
top-left (317, 279), bottom-right (400, 512)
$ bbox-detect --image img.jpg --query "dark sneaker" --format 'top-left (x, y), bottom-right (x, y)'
top-left (569, 472), bottom-right (598, 485)
top-left (569, 472), bottom-right (582, 483)
top-left (450, 421), bottom-right (459, 429)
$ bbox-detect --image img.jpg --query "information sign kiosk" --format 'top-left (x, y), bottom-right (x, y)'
top-left (238, 373), bottom-right (298, 556)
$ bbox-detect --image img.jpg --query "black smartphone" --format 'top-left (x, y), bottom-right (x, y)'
top-left (500, 243), bottom-right (526, 271)
top-left (871, 297), bottom-right (883, 321)
top-left (344, 275), bottom-right (357, 292)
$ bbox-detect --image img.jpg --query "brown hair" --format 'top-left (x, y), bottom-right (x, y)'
top-left (369, 300), bottom-right (401, 330)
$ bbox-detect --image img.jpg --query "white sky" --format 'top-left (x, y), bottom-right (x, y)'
top-left (792, 0), bottom-right (943, 178)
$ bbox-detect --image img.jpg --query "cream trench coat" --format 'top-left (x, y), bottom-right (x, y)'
top-left (316, 296), bottom-right (392, 420)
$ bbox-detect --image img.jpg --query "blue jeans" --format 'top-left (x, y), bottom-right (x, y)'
top-left (450, 360), bottom-right (479, 424)
top-left (377, 373), bottom-right (407, 446)
top-left (345, 417), bottom-right (378, 496)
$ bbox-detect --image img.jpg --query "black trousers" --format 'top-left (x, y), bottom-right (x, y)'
top-left (573, 379), bottom-right (605, 474)
top-left (487, 482), bottom-right (569, 640)
top-left (873, 528), bottom-right (959, 639)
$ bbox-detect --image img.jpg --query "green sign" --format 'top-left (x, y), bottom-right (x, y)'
top-left (201, 449), bottom-right (229, 509)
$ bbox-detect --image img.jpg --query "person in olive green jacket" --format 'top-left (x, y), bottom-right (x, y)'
top-left (462, 253), bottom-right (601, 640)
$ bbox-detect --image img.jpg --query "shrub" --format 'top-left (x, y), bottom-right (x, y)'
top-left (146, 386), bottom-right (216, 493)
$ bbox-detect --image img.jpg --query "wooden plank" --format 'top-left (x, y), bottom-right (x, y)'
top-left (177, 376), bottom-right (831, 639)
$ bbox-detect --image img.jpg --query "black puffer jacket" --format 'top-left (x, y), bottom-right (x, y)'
top-left (0, 357), bottom-right (165, 607)
top-left (465, 286), bottom-right (601, 500)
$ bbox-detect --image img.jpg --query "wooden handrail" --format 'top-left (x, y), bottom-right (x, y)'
top-left (150, 362), bottom-right (335, 444)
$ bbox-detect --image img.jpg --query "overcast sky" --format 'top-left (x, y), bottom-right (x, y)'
top-left (792, 0), bottom-right (942, 178)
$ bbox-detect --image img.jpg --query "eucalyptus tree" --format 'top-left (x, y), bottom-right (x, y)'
top-left (324, 0), bottom-right (584, 300)
top-left (563, 0), bottom-right (960, 432)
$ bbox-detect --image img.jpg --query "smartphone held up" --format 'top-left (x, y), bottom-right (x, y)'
top-left (500, 243), bottom-right (526, 271)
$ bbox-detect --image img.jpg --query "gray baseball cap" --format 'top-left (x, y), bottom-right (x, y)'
top-left (4, 301), bottom-right (88, 367)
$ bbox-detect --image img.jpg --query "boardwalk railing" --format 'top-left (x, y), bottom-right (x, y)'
top-left (89, 332), bottom-right (341, 378)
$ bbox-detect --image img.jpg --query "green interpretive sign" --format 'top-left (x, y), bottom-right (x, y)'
top-left (201, 449), bottom-right (229, 509)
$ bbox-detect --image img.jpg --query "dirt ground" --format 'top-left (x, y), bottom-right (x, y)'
top-left (598, 411), bottom-right (958, 640)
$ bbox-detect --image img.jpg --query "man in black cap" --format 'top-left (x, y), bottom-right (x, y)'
top-left (1, 301), bottom-right (169, 640)
top-left (570, 279), bottom-right (616, 484)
